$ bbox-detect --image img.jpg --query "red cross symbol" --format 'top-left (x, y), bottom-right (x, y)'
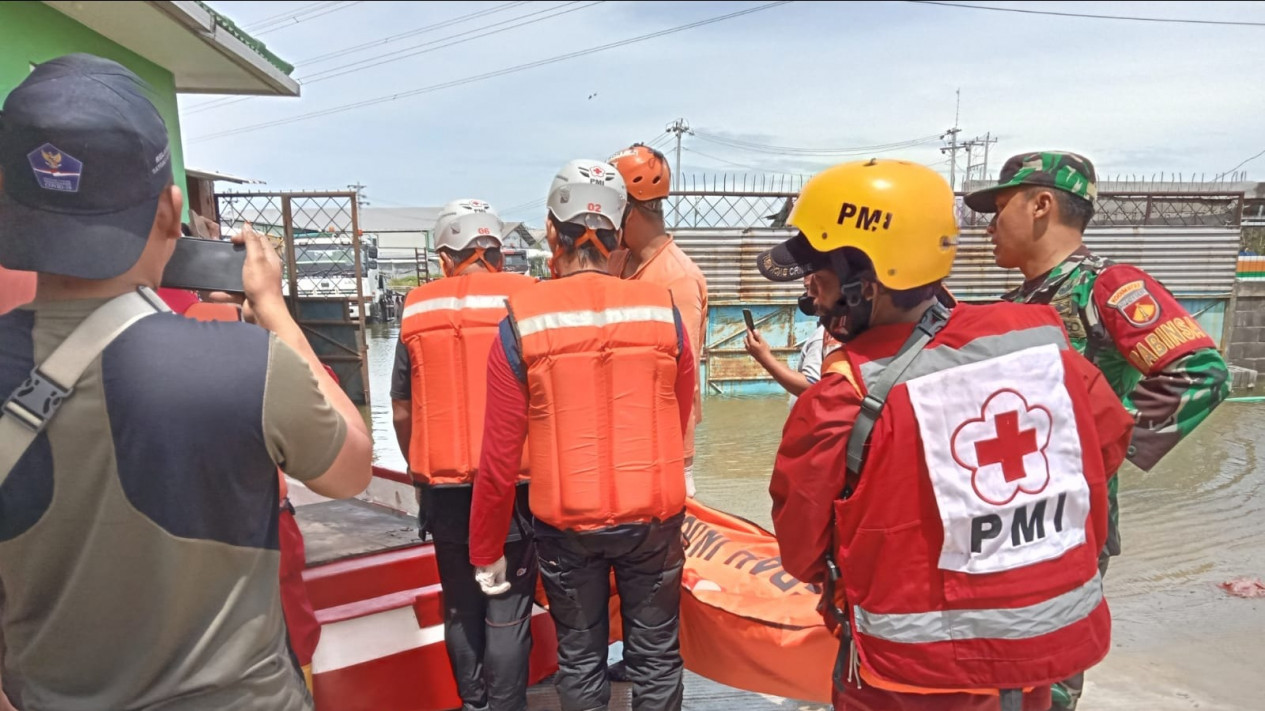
top-left (950, 389), bottom-right (1053, 506)
top-left (973, 410), bottom-right (1038, 483)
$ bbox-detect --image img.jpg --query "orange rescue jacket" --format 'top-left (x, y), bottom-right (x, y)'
top-left (401, 271), bottom-right (536, 485)
top-left (508, 272), bottom-right (686, 531)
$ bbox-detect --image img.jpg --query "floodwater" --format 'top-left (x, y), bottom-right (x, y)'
top-left (365, 324), bottom-right (1265, 709)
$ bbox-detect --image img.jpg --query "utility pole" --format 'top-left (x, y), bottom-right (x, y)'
top-left (960, 132), bottom-right (999, 186)
top-left (666, 118), bottom-right (692, 191)
top-left (939, 90), bottom-right (963, 191)
top-left (347, 182), bottom-right (369, 209)
top-left (665, 118), bottom-right (692, 226)
top-left (980, 131), bottom-right (996, 182)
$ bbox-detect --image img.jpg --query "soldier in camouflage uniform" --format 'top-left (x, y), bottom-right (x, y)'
top-left (967, 151), bottom-right (1230, 711)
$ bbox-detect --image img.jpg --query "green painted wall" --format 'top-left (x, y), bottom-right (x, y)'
top-left (0, 1), bottom-right (188, 219)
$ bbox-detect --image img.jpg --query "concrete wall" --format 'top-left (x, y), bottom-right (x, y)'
top-left (1228, 281), bottom-right (1265, 374)
top-left (0, 1), bottom-right (187, 219)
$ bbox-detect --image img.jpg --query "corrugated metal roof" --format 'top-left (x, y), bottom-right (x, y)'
top-left (675, 227), bottom-right (1240, 304)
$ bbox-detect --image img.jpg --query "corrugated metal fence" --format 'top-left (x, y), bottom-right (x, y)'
top-left (678, 226), bottom-right (1240, 303)
top-left (668, 185), bottom-right (1244, 395)
top-left (953, 227), bottom-right (1240, 299)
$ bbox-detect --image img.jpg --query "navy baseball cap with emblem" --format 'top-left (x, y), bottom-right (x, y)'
top-left (0, 53), bottom-right (174, 279)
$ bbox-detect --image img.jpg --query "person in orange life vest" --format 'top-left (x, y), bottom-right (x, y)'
top-left (391, 199), bottom-right (538, 711)
top-left (606, 144), bottom-right (707, 498)
top-left (469, 160), bottom-right (696, 711)
top-left (757, 160), bottom-right (1134, 711)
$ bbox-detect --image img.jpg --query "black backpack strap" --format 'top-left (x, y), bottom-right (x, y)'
top-left (844, 302), bottom-right (951, 475)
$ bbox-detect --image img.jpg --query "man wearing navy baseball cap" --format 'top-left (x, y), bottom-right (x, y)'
top-left (0, 54), bottom-right (372, 710)
top-left (0, 54), bottom-right (177, 279)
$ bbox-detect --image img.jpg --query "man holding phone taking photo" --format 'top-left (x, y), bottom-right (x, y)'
top-left (745, 274), bottom-right (838, 399)
top-left (0, 54), bottom-right (371, 711)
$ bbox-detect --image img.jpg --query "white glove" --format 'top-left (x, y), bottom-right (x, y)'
top-left (475, 556), bottom-right (511, 596)
top-left (684, 464), bottom-right (697, 498)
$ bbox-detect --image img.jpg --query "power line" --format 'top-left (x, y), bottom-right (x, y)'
top-left (243, 1), bottom-right (340, 32)
top-left (501, 197), bottom-right (550, 216)
top-left (682, 146), bottom-right (773, 173)
top-left (300, 2), bottom-right (599, 84)
top-left (1216, 148), bottom-right (1265, 180)
top-left (645, 132), bottom-right (674, 150)
top-left (296, 1), bottom-right (531, 66)
top-left (905, 1), bottom-right (1265, 27)
top-left (185, 1), bottom-right (601, 116)
top-left (694, 130), bottom-right (941, 155)
top-left (192, 1), bottom-right (795, 143)
top-left (249, 1), bottom-right (362, 35)
top-left (693, 130), bottom-right (940, 156)
top-left (257, 2), bottom-right (365, 36)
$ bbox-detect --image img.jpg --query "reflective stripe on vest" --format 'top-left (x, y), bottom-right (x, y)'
top-left (515, 306), bottom-right (677, 338)
top-left (402, 294), bottom-right (513, 319)
top-left (855, 324), bottom-right (1069, 384)
top-left (509, 275), bottom-right (686, 531)
top-left (401, 272), bottom-right (535, 485)
top-left (854, 572), bottom-right (1103, 645)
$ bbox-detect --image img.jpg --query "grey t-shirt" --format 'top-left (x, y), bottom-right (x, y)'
top-left (789, 325), bottom-right (825, 407)
top-left (0, 300), bottom-right (346, 711)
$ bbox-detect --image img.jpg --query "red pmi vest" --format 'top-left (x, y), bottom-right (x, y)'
top-left (509, 273), bottom-right (686, 531)
top-left (833, 302), bottom-right (1111, 690)
top-left (400, 271), bottom-right (536, 485)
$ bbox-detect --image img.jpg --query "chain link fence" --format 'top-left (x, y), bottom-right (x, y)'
top-left (667, 175), bottom-right (1244, 231)
top-left (213, 191), bottom-right (371, 404)
top-left (215, 192), bottom-right (369, 302)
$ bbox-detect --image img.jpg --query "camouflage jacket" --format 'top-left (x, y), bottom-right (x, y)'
top-left (1003, 248), bottom-right (1229, 471)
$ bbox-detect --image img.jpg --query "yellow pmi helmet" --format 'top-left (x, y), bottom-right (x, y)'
top-left (767, 159), bottom-right (958, 290)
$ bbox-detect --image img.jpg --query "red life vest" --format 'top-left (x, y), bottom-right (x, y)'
top-left (832, 302), bottom-right (1111, 691)
top-left (509, 272), bottom-right (686, 531)
top-left (400, 271), bottom-right (536, 485)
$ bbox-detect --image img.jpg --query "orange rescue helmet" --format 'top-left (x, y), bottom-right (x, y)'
top-left (608, 143), bottom-right (671, 202)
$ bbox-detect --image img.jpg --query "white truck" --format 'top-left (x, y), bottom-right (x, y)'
top-left (282, 233), bottom-right (392, 322)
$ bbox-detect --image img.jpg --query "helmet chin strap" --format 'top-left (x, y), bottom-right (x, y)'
top-left (824, 251), bottom-right (874, 343)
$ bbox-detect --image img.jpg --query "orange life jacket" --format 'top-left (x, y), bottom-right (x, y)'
top-left (508, 272), bottom-right (686, 531)
top-left (401, 271), bottom-right (536, 485)
top-left (184, 302), bottom-right (243, 322)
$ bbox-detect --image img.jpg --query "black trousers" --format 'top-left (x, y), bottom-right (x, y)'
top-left (535, 514), bottom-right (686, 711)
top-left (434, 538), bottom-right (537, 711)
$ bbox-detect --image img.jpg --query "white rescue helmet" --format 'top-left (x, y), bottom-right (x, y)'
top-left (547, 159), bottom-right (627, 231)
top-left (433, 199), bottom-right (504, 252)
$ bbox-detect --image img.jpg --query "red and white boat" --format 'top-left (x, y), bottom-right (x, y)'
top-left (294, 467), bottom-right (557, 711)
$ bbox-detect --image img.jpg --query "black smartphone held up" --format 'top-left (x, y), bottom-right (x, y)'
top-left (742, 308), bottom-right (756, 332)
top-left (161, 238), bottom-right (247, 293)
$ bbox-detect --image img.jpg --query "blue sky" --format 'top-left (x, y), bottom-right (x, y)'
top-left (182, 1), bottom-right (1265, 223)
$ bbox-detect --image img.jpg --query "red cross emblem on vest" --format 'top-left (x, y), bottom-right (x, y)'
top-left (950, 389), bottom-right (1054, 506)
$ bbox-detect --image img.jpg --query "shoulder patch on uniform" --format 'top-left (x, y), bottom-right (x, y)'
top-left (1105, 279), bottom-right (1160, 327)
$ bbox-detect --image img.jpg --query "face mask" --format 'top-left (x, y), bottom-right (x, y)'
top-left (797, 292), bottom-right (815, 317)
